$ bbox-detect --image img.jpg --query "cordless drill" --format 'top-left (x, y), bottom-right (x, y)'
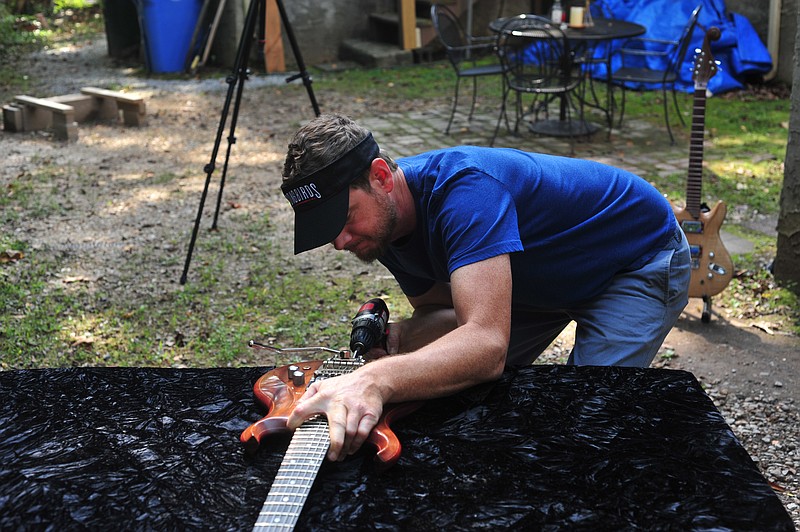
top-left (349, 298), bottom-right (390, 359)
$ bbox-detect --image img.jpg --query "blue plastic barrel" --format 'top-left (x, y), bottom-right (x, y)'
top-left (138, 0), bottom-right (202, 73)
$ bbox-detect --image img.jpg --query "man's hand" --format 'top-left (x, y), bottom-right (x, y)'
top-left (286, 371), bottom-right (385, 461)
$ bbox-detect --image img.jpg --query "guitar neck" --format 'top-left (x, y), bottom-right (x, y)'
top-left (686, 87), bottom-right (707, 219)
top-left (253, 417), bottom-right (330, 530)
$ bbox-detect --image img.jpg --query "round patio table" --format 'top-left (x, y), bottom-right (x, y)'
top-left (490, 17), bottom-right (646, 137)
top-left (490, 16), bottom-right (645, 40)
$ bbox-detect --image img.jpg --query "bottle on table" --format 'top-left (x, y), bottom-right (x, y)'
top-left (550, 0), bottom-right (564, 23)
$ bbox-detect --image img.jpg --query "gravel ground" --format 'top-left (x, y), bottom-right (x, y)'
top-left (1, 35), bottom-right (798, 528)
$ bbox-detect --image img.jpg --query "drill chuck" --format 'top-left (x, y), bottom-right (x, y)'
top-left (349, 298), bottom-right (390, 358)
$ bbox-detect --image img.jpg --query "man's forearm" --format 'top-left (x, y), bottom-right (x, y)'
top-left (393, 305), bottom-right (458, 354)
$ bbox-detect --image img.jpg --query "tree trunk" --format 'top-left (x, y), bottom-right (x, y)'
top-left (774, 7), bottom-right (800, 293)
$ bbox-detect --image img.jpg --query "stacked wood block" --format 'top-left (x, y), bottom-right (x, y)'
top-left (2, 87), bottom-right (146, 141)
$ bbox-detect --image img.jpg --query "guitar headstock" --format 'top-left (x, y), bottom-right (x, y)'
top-left (692, 27), bottom-right (721, 90)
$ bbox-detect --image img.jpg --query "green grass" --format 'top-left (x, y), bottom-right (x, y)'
top-left (315, 61), bottom-right (457, 101)
top-left (0, 1), bottom-right (104, 66)
top-left (0, 221), bottom-right (405, 369)
top-left (617, 91), bottom-right (789, 215)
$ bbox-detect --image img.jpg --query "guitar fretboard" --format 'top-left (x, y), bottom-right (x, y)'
top-left (687, 87), bottom-right (707, 219)
top-left (253, 417), bottom-right (329, 530)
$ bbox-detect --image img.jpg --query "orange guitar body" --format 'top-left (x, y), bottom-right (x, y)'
top-left (240, 361), bottom-right (422, 470)
top-left (672, 200), bottom-right (734, 299)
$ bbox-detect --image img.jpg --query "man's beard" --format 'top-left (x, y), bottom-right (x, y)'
top-left (351, 190), bottom-right (397, 263)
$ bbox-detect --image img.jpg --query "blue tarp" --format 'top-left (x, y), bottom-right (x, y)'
top-left (589, 0), bottom-right (772, 94)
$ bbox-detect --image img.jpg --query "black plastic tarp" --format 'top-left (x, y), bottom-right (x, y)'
top-left (0, 365), bottom-right (793, 530)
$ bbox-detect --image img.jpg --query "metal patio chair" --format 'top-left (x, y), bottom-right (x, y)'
top-left (491, 14), bottom-right (584, 147)
top-left (431, 4), bottom-right (505, 135)
top-left (609, 5), bottom-right (702, 143)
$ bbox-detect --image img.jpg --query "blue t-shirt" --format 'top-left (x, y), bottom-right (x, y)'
top-left (379, 146), bottom-right (675, 308)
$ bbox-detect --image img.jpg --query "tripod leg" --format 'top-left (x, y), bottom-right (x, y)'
top-left (181, 0), bottom-right (321, 284)
top-left (275, 0), bottom-right (320, 116)
top-left (211, 74), bottom-right (249, 230)
top-left (702, 296), bottom-right (712, 324)
top-left (180, 0), bottom-right (263, 285)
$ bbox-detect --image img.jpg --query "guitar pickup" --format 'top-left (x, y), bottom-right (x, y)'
top-left (681, 220), bottom-right (704, 234)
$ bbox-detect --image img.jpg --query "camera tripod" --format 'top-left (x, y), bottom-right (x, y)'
top-left (180, 0), bottom-right (320, 285)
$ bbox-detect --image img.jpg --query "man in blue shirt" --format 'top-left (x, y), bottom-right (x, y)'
top-left (280, 114), bottom-right (690, 462)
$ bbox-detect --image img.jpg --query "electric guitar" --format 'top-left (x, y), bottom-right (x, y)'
top-left (671, 26), bottom-right (733, 322)
top-left (240, 352), bottom-right (421, 531)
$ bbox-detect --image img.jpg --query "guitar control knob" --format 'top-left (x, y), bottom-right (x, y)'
top-left (291, 369), bottom-right (306, 387)
top-left (709, 251), bottom-right (716, 259)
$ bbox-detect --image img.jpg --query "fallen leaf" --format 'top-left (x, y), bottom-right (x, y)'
top-left (71, 336), bottom-right (94, 349)
top-left (768, 480), bottom-right (785, 493)
top-left (63, 276), bottom-right (92, 284)
top-left (752, 322), bottom-right (775, 335)
top-left (0, 250), bottom-right (24, 263)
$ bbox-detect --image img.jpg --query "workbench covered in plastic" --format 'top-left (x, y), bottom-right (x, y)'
top-left (0, 365), bottom-right (792, 530)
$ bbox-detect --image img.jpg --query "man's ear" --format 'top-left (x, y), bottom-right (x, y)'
top-left (370, 158), bottom-right (394, 193)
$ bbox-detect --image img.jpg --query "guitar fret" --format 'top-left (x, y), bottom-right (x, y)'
top-left (270, 479), bottom-right (318, 487)
top-left (277, 464), bottom-right (323, 473)
top-left (265, 493), bottom-right (311, 501)
top-left (278, 461), bottom-right (325, 469)
top-left (278, 469), bottom-right (323, 477)
top-left (279, 462), bottom-right (325, 469)
top-left (270, 479), bottom-right (317, 487)
top-left (263, 498), bottom-right (312, 508)
top-left (287, 440), bottom-right (328, 448)
top-left (260, 502), bottom-right (306, 512)
top-left (265, 489), bottom-right (312, 497)
top-left (254, 515), bottom-right (301, 529)
top-left (273, 467), bottom-right (324, 478)
top-left (281, 454), bottom-right (326, 463)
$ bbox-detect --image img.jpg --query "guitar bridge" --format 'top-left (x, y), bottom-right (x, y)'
top-left (312, 355), bottom-right (366, 382)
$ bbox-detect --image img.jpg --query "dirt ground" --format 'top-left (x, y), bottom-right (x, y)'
top-left (667, 303), bottom-right (798, 402)
top-left (1, 36), bottom-right (798, 524)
